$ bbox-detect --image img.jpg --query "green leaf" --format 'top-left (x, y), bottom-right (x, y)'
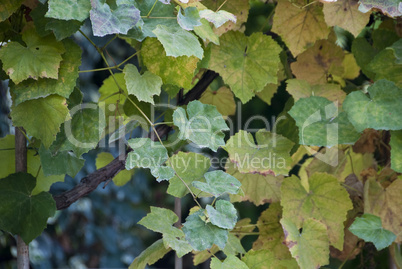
top-left (46, 0), bottom-right (91, 21)
top-left (177, 7), bottom-right (202, 30)
top-left (90, 0), bottom-right (140, 37)
top-left (162, 233), bottom-right (193, 258)
top-left (289, 96), bottom-right (360, 146)
top-left (281, 173), bottom-right (353, 249)
top-left (199, 9), bottom-right (236, 28)
top-left (351, 37), bottom-right (379, 79)
top-left (193, 18), bottom-right (219, 45)
top-left (192, 170), bottom-right (241, 197)
top-left (45, 19), bottom-right (83, 41)
top-left (49, 104), bottom-right (105, 156)
top-left (390, 130), bottom-right (402, 172)
top-left (182, 209), bottom-right (228, 251)
top-left (390, 38), bottom-right (402, 64)
top-left (99, 72), bottom-right (128, 105)
top-left (224, 130), bottom-right (294, 176)
top-left (199, 86), bottom-right (236, 116)
top-left (367, 49), bottom-right (402, 88)
top-left (242, 249), bottom-right (298, 269)
top-left (138, 207), bottom-right (182, 237)
top-left (39, 145), bottom-right (84, 177)
top-left (141, 37), bottom-right (199, 90)
top-left (153, 25), bottom-right (203, 59)
top-left (280, 218), bottom-right (330, 269)
top-left (0, 173), bottom-right (56, 244)
top-left (210, 255), bottom-right (249, 269)
top-left (123, 64), bottom-right (162, 104)
top-left (343, 79), bottom-right (402, 132)
top-left (96, 152), bottom-right (133, 186)
top-left (125, 138), bottom-right (174, 182)
top-left (226, 162), bottom-right (283, 206)
top-left (349, 213), bottom-right (396, 250)
top-left (11, 95), bottom-right (70, 148)
top-left (272, 0), bottom-right (330, 57)
top-left (11, 39), bottom-right (81, 106)
top-left (129, 239), bottom-right (171, 269)
top-left (209, 31), bottom-right (282, 103)
top-left (358, 0), bottom-right (402, 17)
top-left (206, 200), bottom-right (237, 229)
top-left (0, 23), bottom-right (65, 84)
top-left (0, 135), bottom-right (64, 195)
top-left (167, 152), bottom-right (211, 198)
top-left (0, 0), bottom-right (24, 22)
top-left (173, 100), bottom-right (229, 151)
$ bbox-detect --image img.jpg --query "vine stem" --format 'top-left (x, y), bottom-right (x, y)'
top-left (216, 0), bottom-right (229, 11)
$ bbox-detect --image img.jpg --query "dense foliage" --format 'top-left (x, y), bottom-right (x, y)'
top-left (0, 0), bottom-right (401, 268)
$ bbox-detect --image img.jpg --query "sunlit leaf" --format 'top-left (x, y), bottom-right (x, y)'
top-left (349, 213), bottom-right (396, 250)
top-left (173, 100), bottom-right (229, 151)
top-left (224, 130), bottom-right (294, 176)
top-left (199, 86), bottom-right (236, 116)
top-left (129, 239), bottom-right (171, 269)
top-left (210, 255), bottom-right (249, 269)
top-left (177, 7), bottom-right (202, 30)
top-left (242, 249), bottom-right (298, 269)
top-left (199, 9), bottom-right (236, 28)
top-left (390, 130), bottom-right (402, 172)
top-left (46, 0), bottom-right (91, 21)
top-left (343, 79), bottom-right (402, 132)
top-left (281, 173), bottom-right (353, 249)
top-left (206, 200), bottom-right (237, 229)
top-left (0, 173), bottom-right (56, 244)
top-left (194, 18), bottom-right (220, 45)
top-left (192, 170), bottom-right (241, 197)
top-left (138, 207), bottom-right (182, 237)
top-left (162, 233), bottom-right (193, 258)
top-left (272, 0), bottom-right (329, 57)
top-left (280, 218), bottom-right (330, 269)
top-left (209, 31), bottom-right (282, 103)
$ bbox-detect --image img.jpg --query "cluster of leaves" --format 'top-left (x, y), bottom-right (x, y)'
top-left (0, 0), bottom-right (401, 268)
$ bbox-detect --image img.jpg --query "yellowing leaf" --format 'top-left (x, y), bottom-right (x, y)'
top-left (242, 249), bottom-right (298, 269)
top-left (272, 0), bottom-right (330, 57)
top-left (281, 173), bottom-right (353, 249)
top-left (323, 0), bottom-right (370, 36)
top-left (280, 218), bottom-right (330, 269)
top-left (342, 52), bottom-right (360, 80)
top-left (199, 86), bottom-right (236, 116)
top-left (291, 40), bottom-right (344, 85)
top-left (209, 31), bottom-right (282, 103)
top-left (364, 178), bottom-right (402, 243)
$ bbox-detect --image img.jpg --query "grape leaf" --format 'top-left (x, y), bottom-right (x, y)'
top-left (177, 7), bottom-right (202, 30)
top-left (206, 200), bottom-right (237, 230)
top-left (351, 37), bottom-right (379, 79)
top-left (349, 213), bottom-right (396, 250)
top-left (141, 37), bottom-right (199, 90)
top-left (199, 9), bottom-right (236, 28)
top-left (125, 138), bottom-right (174, 182)
top-left (39, 145), bottom-right (84, 177)
top-left (226, 163), bottom-right (283, 206)
top-left (193, 18), bottom-right (220, 45)
top-left (138, 207), bottom-right (182, 237)
top-left (0, 0), bottom-right (24, 22)
top-left (390, 130), bottom-right (402, 172)
top-left (45, 19), bottom-right (83, 41)
top-left (90, 0), bottom-right (140, 37)
top-left (99, 73), bottom-right (128, 105)
top-left (123, 64), bottom-right (162, 104)
top-left (192, 170), bottom-right (241, 197)
top-left (323, 0), bottom-right (370, 36)
top-left (11, 39), bottom-right (81, 106)
top-left (153, 25), bottom-right (203, 59)
top-left (203, 0), bottom-right (249, 36)
top-left (272, 0), bottom-right (329, 57)
top-left (289, 96), bottom-right (360, 146)
top-left (11, 95), bottom-right (70, 148)
top-left (364, 178), bottom-right (402, 242)
top-left (49, 104), bottom-right (105, 157)
top-left (182, 209), bottom-right (228, 251)
top-left (281, 173), bottom-right (353, 249)
top-left (199, 86), bottom-right (236, 116)
top-left (342, 52), bottom-right (361, 80)
top-left (367, 49), bottom-right (402, 88)
top-left (256, 83), bottom-right (279, 106)
top-left (0, 23), bottom-right (65, 84)
top-left (291, 40), bottom-right (344, 85)
top-left (358, 0), bottom-right (402, 17)
top-left (0, 135), bottom-right (64, 195)
top-left (224, 130), bottom-right (294, 176)
top-left (167, 152), bottom-right (211, 198)
top-left (96, 152), bottom-right (134, 186)
top-left (162, 233), bottom-right (193, 258)
top-left (129, 239), bottom-right (171, 269)
top-left (173, 100), bottom-right (229, 151)
top-left (286, 79), bottom-right (346, 105)
top-left (46, 0), bottom-right (91, 21)
top-left (280, 218), bottom-right (330, 269)
top-left (210, 255), bottom-right (248, 269)
top-left (343, 79), bottom-right (402, 132)
top-left (390, 38), bottom-right (402, 64)
top-left (242, 249), bottom-right (298, 269)
top-left (209, 31), bottom-right (282, 103)
top-left (0, 173), bottom-right (56, 244)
